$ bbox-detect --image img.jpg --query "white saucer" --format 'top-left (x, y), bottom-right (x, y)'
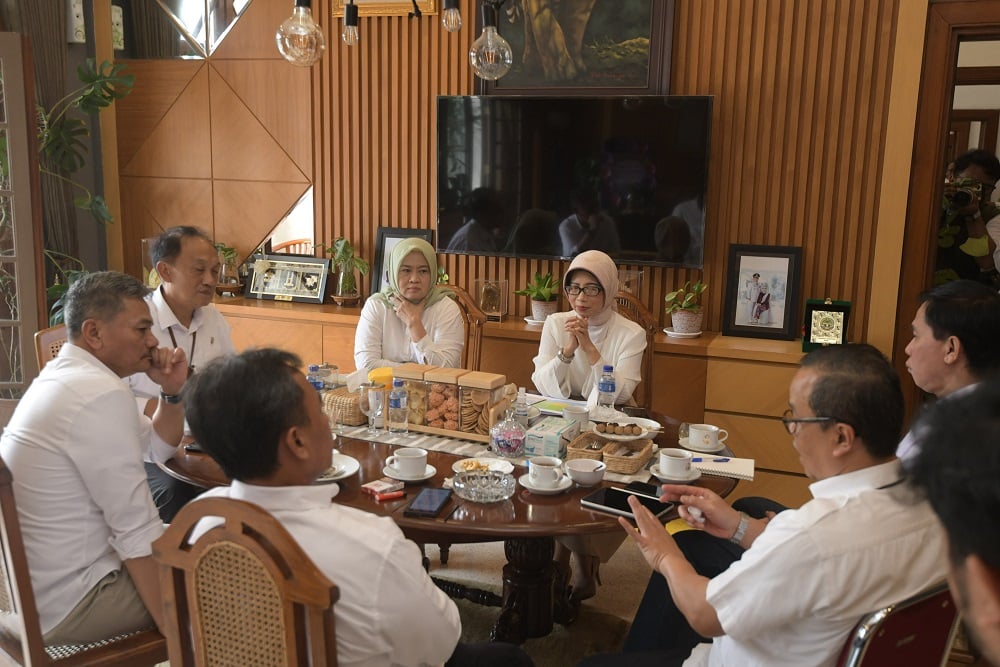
top-left (452, 457), bottom-right (516, 475)
top-left (518, 474), bottom-right (573, 495)
top-left (679, 436), bottom-right (726, 453)
top-left (524, 316), bottom-right (547, 326)
top-left (650, 464), bottom-right (702, 483)
top-left (664, 327), bottom-right (702, 339)
top-left (383, 464), bottom-right (437, 482)
top-left (315, 454), bottom-right (361, 483)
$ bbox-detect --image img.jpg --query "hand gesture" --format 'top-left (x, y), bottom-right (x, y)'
top-left (391, 293), bottom-right (425, 329)
top-left (564, 315), bottom-right (596, 356)
top-left (146, 347), bottom-right (188, 396)
top-left (617, 495), bottom-right (683, 573)
top-left (657, 484), bottom-right (742, 539)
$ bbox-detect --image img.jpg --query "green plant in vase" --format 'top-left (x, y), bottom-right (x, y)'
top-left (213, 243), bottom-right (242, 296)
top-left (515, 271), bottom-right (559, 322)
top-left (318, 238), bottom-right (370, 305)
top-left (664, 279), bottom-right (707, 336)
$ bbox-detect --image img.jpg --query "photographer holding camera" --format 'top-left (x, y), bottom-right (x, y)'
top-left (937, 149), bottom-right (1000, 287)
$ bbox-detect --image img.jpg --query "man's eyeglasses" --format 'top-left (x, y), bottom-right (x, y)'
top-left (781, 409), bottom-right (847, 435)
top-left (565, 284), bottom-right (603, 296)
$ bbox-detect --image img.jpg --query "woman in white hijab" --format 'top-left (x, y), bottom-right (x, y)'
top-left (354, 238), bottom-right (464, 371)
top-left (530, 250), bottom-right (647, 600)
top-left (530, 250), bottom-right (646, 408)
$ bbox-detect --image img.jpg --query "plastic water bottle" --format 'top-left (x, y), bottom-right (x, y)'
top-left (387, 378), bottom-right (409, 434)
top-left (306, 364), bottom-right (325, 392)
top-left (598, 365), bottom-right (616, 410)
top-left (514, 386), bottom-right (530, 427)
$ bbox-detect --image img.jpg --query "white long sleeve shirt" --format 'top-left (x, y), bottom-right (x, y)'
top-left (354, 296), bottom-right (464, 371)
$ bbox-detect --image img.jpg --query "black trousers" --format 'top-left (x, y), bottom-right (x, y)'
top-left (447, 641), bottom-right (534, 666)
top-left (145, 461), bottom-right (203, 523)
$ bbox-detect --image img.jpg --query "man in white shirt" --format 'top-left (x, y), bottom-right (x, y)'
top-left (0, 272), bottom-right (188, 644)
top-left (558, 189), bottom-right (621, 258)
top-left (581, 344), bottom-right (947, 667)
top-left (908, 379), bottom-right (1000, 667)
top-left (128, 226), bottom-right (236, 521)
top-left (185, 348), bottom-right (533, 667)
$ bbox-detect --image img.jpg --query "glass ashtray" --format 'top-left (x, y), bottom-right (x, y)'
top-left (452, 470), bottom-right (517, 503)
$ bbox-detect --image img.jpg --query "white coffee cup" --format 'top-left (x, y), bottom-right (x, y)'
top-left (659, 447), bottom-right (693, 478)
top-left (562, 405), bottom-right (590, 424)
top-left (688, 424), bottom-right (728, 450)
top-left (385, 447), bottom-right (427, 478)
top-left (528, 456), bottom-right (563, 488)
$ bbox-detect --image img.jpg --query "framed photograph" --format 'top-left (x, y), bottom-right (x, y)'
top-left (246, 254), bottom-right (330, 304)
top-left (802, 298), bottom-right (852, 352)
top-left (478, 0), bottom-right (673, 95)
top-left (333, 0), bottom-right (435, 16)
top-left (722, 244), bottom-right (803, 341)
top-left (372, 228), bottom-right (435, 295)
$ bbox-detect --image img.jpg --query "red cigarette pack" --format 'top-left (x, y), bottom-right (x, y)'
top-left (361, 478), bottom-right (404, 496)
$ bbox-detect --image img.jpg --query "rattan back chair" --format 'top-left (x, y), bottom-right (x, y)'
top-left (33, 324), bottom-right (67, 371)
top-left (153, 497), bottom-right (339, 666)
top-left (436, 284), bottom-right (487, 372)
top-left (0, 457), bottom-right (167, 666)
top-left (614, 291), bottom-right (658, 410)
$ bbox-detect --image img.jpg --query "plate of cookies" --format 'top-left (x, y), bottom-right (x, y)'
top-left (591, 417), bottom-right (661, 442)
top-left (451, 457), bottom-right (516, 475)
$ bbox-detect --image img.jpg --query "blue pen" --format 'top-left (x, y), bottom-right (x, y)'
top-left (691, 457), bottom-right (730, 463)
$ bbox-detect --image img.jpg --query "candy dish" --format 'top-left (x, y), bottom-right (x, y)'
top-left (452, 470), bottom-right (517, 503)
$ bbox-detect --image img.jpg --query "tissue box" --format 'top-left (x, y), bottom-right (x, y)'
top-left (524, 417), bottom-right (581, 458)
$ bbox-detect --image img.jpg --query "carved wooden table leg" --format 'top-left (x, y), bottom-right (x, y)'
top-left (491, 536), bottom-right (561, 643)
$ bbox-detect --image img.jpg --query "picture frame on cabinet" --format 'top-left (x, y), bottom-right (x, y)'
top-left (372, 228), bottom-right (435, 296)
top-left (722, 244), bottom-right (802, 341)
top-left (245, 254), bottom-right (330, 304)
top-left (333, 0), bottom-right (435, 17)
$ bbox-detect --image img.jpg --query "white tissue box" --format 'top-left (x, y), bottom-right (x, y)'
top-left (524, 417), bottom-right (580, 458)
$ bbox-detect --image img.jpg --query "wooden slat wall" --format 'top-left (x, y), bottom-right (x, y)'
top-left (315, 0), bottom-right (901, 335)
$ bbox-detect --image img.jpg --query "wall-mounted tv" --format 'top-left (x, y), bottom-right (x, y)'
top-left (437, 95), bottom-right (712, 268)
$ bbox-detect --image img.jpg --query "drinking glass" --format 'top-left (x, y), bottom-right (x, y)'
top-left (358, 382), bottom-right (385, 435)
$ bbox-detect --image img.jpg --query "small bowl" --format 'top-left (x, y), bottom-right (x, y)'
top-left (452, 470), bottom-right (517, 503)
top-left (565, 459), bottom-right (607, 486)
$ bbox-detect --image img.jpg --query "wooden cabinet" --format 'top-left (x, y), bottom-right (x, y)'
top-left (216, 297), bottom-right (811, 506)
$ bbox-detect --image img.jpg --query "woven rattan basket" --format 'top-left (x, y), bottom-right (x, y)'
top-left (566, 432), bottom-right (612, 461)
top-left (322, 387), bottom-right (366, 426)
top-left (601, 438), bottom-right (654, 474)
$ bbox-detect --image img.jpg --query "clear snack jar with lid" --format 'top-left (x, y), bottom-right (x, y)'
top-left (424, 367), bottom-right (468, 431)
top-left (392, 362), bottom-right (437, 426)
top-left (457, 371), bottom-right (507, 435)
top-left (490, 408), bottom-right (526, 458)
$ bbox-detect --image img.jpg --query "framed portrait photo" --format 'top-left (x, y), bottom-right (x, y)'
top-left (722, 244), bottom-right (803, 341)
top-left (372, 228), bottom-right (435, 296)
top-left (245, 254), bottom-right (330, 304)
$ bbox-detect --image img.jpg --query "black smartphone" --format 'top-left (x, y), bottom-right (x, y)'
top-left (403, 488), bottom-right (452, 518)
top-left (622, 481), bottom-right (662, 499)
top-left (621, 406), bottom-right (649, 419)
top-left (580, 487), bottom-right (675, 520)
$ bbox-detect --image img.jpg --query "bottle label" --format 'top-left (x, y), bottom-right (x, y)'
top-left (389, 397), bottom-right (401, 409)
top-left (598, 380), bottom-right (615, 393)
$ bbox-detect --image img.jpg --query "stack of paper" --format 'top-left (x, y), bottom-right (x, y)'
top-left (691, 456), bottom-right (755, 481)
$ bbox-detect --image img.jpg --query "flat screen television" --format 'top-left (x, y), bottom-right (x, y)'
top-left (437, 95), bottom-right (712, 268)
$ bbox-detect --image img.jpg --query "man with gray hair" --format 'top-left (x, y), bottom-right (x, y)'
top-left (0, 272), bottom-right (188, 644)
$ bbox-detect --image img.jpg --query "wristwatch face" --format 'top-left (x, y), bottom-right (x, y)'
top-left (810, 310), bottom-right (845, 345)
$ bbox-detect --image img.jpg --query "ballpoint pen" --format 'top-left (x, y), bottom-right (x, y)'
top-left (691, 457), bottom-right (730, 463)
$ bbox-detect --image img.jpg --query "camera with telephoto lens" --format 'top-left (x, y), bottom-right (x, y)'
top-left (943, 177), bottom-right (983, 209)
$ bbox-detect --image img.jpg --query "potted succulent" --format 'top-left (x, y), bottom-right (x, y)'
top-left (515, 271), bottom-right (559, 321)
top-left (318, 238), bottom-right (370, 306)
top-left (664, 279), bottom-right (707, 335)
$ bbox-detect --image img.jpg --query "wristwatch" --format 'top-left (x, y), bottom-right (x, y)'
top-left (557, 350), bottom-right (575, 364)
top-left (729, 512), bottom-right (750, 545)
top-left (160, 390), bottom-right (183, 405)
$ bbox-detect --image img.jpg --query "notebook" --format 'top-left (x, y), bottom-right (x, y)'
top-left (690, 456), bottom-right (755, 481)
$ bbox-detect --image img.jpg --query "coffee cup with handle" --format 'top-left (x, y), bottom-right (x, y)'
top-left (659, 447), bottom-right (693, 478)
top-left (528, 456), bottom-right (563, 488)
top-left (688, 423), bottom-right (728, 450)
top-left (385, 447), bottom-right (427, 478)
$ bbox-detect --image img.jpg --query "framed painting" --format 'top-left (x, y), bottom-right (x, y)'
top-left (333, 0), bottom-right (435, 16)
top-left (477, 0), bottom-right (673, 95)
top-left (372, 228), bottom-right (435, 295)
top-left (722, 244), bottom-right (803, 341)
top-left (246, 255), bottom-right (331, 304)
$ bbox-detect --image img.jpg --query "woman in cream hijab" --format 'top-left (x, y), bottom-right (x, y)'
top-left (530, 250), bottom-right (647, 600)
top-left (354, 238), bottom-right (464, 370)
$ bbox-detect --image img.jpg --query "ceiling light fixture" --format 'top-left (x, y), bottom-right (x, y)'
top-left (469, 1), bottom-right (512, 81)
top-left (342, 0), bottom-right (359, 46)
top-left (276, 0), bottom-right (326, 67)
top-left (441, 0), bottom-right (462, 33)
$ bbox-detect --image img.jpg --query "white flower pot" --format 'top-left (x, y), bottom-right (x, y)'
top-left (530, 299), bottom-right (559, 321)
top-left (671, 310), bottom-right (703, 335)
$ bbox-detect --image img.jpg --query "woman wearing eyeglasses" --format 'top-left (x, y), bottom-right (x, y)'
top-left (530, 250), bottom-right (647, 601)
top-left (530, 250), bottom-right (646, 410)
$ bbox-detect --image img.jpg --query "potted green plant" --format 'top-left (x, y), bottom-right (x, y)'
top-left (664, 279), bottom-right (707, 335)
top-left (318, 238), bottom-right (370, 305)
top-left (515, 271), bottom-right (559, 321)
top-left (213, 243), bottom-right (242, 296)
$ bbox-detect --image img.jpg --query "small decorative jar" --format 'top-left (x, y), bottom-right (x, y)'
top-left (490, 408), bottom-right (526, 458)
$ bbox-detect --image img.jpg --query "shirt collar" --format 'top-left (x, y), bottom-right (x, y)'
top-left (809, 459), bottom-right (903, 500)
top-left (228, 480), bottom-right (339, 510)
top-left (151, 286), bottom-right (205, 333)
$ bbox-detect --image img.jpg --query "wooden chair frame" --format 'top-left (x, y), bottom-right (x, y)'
top-left (437, 284), bottom-right (487, 372)
top-left (270, 238), bottom-right (314, 255)
top-left (0, 457), bottom-right (167, 666)
top-left (614, 291), bottom-right (659, 410)
top-left (33, 324), bottom-right (67, 372)
top-left (153, 497), bottom-right (339, 666)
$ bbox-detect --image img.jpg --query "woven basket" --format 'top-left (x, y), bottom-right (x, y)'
top-left (602, 438), bottom-right (654, 474)
top-left (566, 432), bottom-right (612, 461)
top-left (322, 387), bottom-right (366, 426)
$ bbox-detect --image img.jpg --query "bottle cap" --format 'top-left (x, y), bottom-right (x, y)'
top-left (393, 378), bottom-right (404, 387)
top-left (603, 365), bottom-right (613, 372)
top-left (308, 364), bottom-right (319, 372)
